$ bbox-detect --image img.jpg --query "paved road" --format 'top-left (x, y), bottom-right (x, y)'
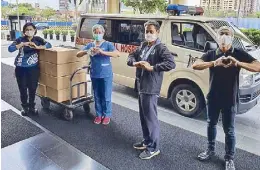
top-left (1, 40), bottom-right (260, 170)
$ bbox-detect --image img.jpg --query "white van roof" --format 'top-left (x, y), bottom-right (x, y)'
top-left (80, 13), bottom-right (222, 23)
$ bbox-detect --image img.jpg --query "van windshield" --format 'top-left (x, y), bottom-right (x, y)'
top-left (206, 20), bottom-right (256, 51)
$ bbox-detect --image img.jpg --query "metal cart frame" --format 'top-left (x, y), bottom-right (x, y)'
top-left (39, 66), bottom-right (94, 121)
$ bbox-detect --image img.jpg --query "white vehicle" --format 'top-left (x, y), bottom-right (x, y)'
top-left (75, 13), bottom-right (260, 118)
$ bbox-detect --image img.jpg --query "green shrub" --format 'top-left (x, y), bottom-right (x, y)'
top-left (42, 29), bottom-right (48, 35)
top-left (55, 30), bottom-right (61, 35)
top-left (48, 29), bottom-right (54, 35)
top-left (241, 28), bottom-right (260, 46)
top-left (70, 30), bottom-right (75, 37)
top-left (62, 30), bottom-right (68, 35)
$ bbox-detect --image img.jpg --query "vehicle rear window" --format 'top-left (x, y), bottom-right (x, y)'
top-left (79, 17), bottom-right (161, 46)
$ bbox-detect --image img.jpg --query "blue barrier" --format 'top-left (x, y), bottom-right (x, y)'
top-left (1, 18), bottom-right (260, 29)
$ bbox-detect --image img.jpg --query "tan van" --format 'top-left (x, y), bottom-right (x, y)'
top-left (75, 13), bottom-right (260, 118)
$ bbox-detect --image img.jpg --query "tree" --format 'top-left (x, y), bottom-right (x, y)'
top-left (68, 0), bottom-right (84, 21)
top-left (41, 7), bottom-right (56, 20)
top-left (121, 0), bottom-right (167, 14)
top-left (1, 6), bottom-right (12, 19)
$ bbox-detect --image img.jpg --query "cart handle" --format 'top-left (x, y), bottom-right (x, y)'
top-left (70, 65), bottom-right (90, 81)
top-left (69, 65), bottom-right (91, 105)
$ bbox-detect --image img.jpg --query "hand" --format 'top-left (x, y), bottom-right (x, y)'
top-left (23, 42), bottom-right (30, 46)
top-left (226, 56), bottom-right (239, 67)
top-left (133, 62), bottom-right (143, 68)
top-left (139, 61), bottom-right (153, 71)
top-left (213, 56), bottom-right (226, 67)
top-left (28, 42), bottom-right (40, 49)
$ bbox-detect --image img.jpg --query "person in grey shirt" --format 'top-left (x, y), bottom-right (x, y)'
top-left (127, 20), bottom-right (176, 160)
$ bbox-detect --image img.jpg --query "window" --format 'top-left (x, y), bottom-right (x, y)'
top-left (171, 22), bottom-right (215, 52)
top-left (79, 18), bottom-right (161, 46)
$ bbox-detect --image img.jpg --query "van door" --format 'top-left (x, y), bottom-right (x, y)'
top-left (161, 21), bottom-right (217, 117)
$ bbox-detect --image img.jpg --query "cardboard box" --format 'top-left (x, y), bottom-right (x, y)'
top-left (39, 47), bottom-right (87, 64)
top-left (46, 84), bottom-right (87, 103)
top-left (36, 83), bottom-right (46, 97)
top-left (40, 72), bottom-right (86, 90)
top-left (43, 61), bottom-right (88, 77)
top-left (39, 61), bottom-right (45, 73)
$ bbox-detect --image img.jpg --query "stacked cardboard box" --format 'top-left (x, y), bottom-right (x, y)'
top-left (37, 47), bottom-right (89, 103)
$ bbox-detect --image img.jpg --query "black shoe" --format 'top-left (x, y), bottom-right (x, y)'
top-left (198, 149), bottom-right (216, 161)
top-left (21, 109), bottom-right (29, 116)
top-left (225, 159), bottom-right (235, 170)
top-left (139, 149), bottom-right (160, 160)
top-left (29, 108), bottom-right (38, 115)
top-left (133, 141), bottom-right (148, 150)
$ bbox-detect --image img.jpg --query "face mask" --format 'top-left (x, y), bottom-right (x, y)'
top-left (93, 34), bottom-right (103, 41)
top-left (145, 33), bottom-right (157, 42)
top-left (25, 30), bottom-right (35, 37)
top-left (217, 34), bottom-right (232, 47)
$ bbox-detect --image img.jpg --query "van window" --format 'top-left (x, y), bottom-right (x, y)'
top-left (171, 22), bottom-right (215, 52)
top-left (79, 18), bottom-right (161, 46)
top-left (206, 20), bottom-right (255, 50)
top-left (79, 18), bottom-right (114, 42)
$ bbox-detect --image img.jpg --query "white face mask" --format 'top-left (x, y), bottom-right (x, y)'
top-left (25, 30), bottom-right (35, 37)
top-left (145, 33), bottom-right (157, 42)
top-left (217, 34), bottom-right (233, 47)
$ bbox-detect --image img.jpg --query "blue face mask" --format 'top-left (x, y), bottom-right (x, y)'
top-left (93, 34), bottom-right (103, 41)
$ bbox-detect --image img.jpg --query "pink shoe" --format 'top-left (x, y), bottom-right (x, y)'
top-left (94, 116), bottom-right (102, 124)
top-left (102, 117), bottom-right (110, 125)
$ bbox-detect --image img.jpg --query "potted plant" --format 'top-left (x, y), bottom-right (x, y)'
top-left (43, 29), bottom-right (48, 39)
top-left (62, 30), bottom-right (68, 42)
top-left (70, 30), bottom-right (75, 42)
top-left (55, 30), bottom-right (61, 40)
top-left (48, 29), bottom-right (54, 40)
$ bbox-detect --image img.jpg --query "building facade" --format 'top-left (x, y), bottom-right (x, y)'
top-left (200, 0), bottom-right (257, 14)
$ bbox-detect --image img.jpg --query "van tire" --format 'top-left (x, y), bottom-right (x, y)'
top-left (170, 84), bottom-right (204, 118)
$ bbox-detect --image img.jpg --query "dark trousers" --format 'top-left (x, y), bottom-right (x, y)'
top-left (15, 66), bottom-right (40, 109)
top-left (138, 93), bottom-right (160, 152)
top-left (91, 76), bottom-right (113, 117)
top-left (207, 102), bottom-right (236, 160)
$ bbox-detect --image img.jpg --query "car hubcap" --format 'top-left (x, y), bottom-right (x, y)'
top-left (176, 90), bottom-right (196, 112)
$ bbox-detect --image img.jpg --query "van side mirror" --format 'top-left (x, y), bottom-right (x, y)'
top-left (204, 41), bottom-right (218, 52)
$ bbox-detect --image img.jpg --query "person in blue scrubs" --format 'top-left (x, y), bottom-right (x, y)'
top-left (8, 22), bottom-right (52, 116)
top-left (77, 24), bottom-right (119, 125)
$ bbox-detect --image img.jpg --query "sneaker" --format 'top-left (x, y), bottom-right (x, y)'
top-left (102, 117), bottom-right (110, 125)
top-left (29, 108), bottom-right (38, 115)
top-left (133, 141), bottom-right (147, 150)
top-left (225, 159), bottom-right (235, 170)
top-left (21, 109), bottom-right (28, 116)
top-left (139, 149), bottom-right (160, 160)
top-left (94, 116), bottom-right (102, 124)
top-left (198, 149), bottom-right (216, 161)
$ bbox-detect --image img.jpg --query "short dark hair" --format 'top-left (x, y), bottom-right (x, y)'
top-left (22, 22), bottom-right (37, 35)
top-left (144, 20), bottom-right (160, 31)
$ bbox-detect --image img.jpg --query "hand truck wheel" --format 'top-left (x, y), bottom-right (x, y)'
top-left (83, 103), bottom-right (90, 114)
top-left (63, 109), bottom-right (73, 121)
top-left (41, 97), bottom-right (50, 110)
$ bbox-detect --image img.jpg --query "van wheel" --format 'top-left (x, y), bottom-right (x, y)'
top-left (170, 84), bottom-right (204, 118)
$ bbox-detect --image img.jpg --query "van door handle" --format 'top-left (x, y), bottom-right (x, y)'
top-left (171, 52), bottom-right (178, 57)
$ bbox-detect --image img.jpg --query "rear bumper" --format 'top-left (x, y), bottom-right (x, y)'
top-left (238, 83), bottom-right (260, 114)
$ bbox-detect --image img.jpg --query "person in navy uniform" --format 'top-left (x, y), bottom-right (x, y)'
top-left (127, 20), bottom-right (176, 160)
top-left (8, 23), bottom-right (52, 116)
top-left (77, 24), bottom-right (120, 125)
top-left (192, 26), bottom-right (260, 170)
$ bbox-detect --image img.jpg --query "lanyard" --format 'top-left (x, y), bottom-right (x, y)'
top-left (141, 39), bottom-right (160, 61)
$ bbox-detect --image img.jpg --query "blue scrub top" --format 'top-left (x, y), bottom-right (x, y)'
top-left (83, 41), bottom-right (115, 78)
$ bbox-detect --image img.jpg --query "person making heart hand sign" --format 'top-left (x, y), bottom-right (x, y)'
top-left (192, 26), bottom-right (260, 170)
